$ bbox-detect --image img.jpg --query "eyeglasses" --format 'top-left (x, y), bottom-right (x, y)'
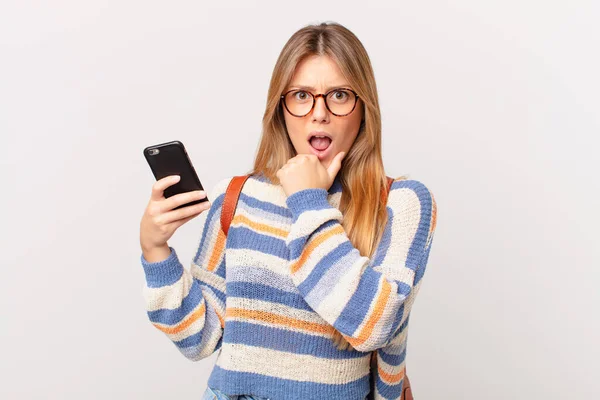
top-left (280, 87), bottom-right (359, 117)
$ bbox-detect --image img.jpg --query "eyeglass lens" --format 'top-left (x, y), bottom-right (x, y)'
top-left (284, 89), bottom-right (356, 116)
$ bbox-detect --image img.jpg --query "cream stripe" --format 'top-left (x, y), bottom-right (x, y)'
top-left (227, 248), bottom-right (288, 274)
top-left (216, 342), bottom-right (370, 384)
top-left (227, 297), bottom-right (327, 325)
top-left (285, 208), bottom-right (343, 247)
top-left (376, 351), bottom-right (406, 374)
top-left (242, 177), bottom-right (289, 207)
top-left (194, 215), bottom-right (223, 269)
top-left (351, 274), bottom-right (388, 341)
top-left (316, 256), bottom-right (367, 327)
top-left (234, 204), bottom-right (291, 234)
top-left (190, 263), bottom-right (226, 292)
top-left (143, 270), bottom-right (194, 312)
top-left (290, 223), bottom-right (347, 282)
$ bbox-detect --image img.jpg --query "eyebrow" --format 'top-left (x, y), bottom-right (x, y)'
top-left (287, 84), bottom-right (351, 92)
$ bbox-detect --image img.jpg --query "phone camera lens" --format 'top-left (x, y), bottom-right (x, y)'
top-left (149, 149), bottom-right (159, 156)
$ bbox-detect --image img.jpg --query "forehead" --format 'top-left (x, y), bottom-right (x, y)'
top-left (288, 55), bottom-right (348, 89)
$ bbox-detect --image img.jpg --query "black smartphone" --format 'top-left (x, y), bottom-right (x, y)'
top-left (143, 140), bottom-right (208, 210)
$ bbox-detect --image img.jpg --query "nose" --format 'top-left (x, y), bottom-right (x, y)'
top-left (311, 94), bottom-right (330, 122)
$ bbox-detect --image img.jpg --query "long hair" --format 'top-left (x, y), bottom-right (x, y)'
top-left (249, 22), bottom-right (401, 350)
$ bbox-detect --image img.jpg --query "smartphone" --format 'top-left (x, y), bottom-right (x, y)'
top-left (143, 140), bottom-right (208, 210)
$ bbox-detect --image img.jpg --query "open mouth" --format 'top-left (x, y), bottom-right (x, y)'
top-left (309, 135), bottom-right (332, 152)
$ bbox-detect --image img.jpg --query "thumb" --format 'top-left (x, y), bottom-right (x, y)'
top-left (327, 151), bottom-right (346, 181)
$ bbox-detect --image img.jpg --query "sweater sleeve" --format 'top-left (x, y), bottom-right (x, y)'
top-left (284, 178), bottom-right (437, 353)
top-left (140, 177), bottom-right (232, 361)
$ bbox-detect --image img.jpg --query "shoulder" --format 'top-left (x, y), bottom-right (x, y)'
top-left (208, 174), bottom-right (261, 204)
top-left (387, 176), bottom-right (438, 236)
top-left (207, 176), bottom-right (236, 205)
top-left (389, 177), bottom-right (435, 203)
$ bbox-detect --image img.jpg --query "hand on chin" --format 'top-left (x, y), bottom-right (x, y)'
top-left (277, 151), bottom-right (346, 197)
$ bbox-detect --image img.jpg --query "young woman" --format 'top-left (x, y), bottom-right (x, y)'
top-left (139, 22), bottom-right (437, 400)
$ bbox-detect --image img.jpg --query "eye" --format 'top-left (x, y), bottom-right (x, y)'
top-left (293, 91), bottom-right (310, 101)
top-left (329, 90), bottom-right (350, 102)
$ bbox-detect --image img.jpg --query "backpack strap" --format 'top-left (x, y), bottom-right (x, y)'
top-left (387, 176), bottom-right (394, 191)
top-left (222, 175), bottom-right (394, 236)
top-left (221, 175), bottom-right (251, 236)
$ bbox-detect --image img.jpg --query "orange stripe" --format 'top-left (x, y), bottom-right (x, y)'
top-left (290, 225), bottom-right (345, 274)
top-left (345, 279), bottom-right (392, 348)
top-left (233, 214), bottom-right (289, 238)
top-left (207, 229), bottom-right (226, 272)
top-left (378, 364), bottom-right (406, 384)
top-left (153, 301), bottom-right (206, 334)
top-left (430, 194), bottom-right (437, 234)
top-left (227, 308), bottom-right (336, 336)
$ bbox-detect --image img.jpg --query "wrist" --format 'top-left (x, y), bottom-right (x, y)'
top-left (141, 243), bottom-right (171, 263)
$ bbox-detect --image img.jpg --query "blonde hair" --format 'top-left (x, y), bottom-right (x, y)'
top-left (249, 22), bottom-right (401, 351)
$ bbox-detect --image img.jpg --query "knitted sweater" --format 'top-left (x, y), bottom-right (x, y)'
top-left (140, 172), bottom-right (437, 400)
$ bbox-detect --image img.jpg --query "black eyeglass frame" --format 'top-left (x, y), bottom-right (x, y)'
top-left (280, 87), bottom-right (360, 117)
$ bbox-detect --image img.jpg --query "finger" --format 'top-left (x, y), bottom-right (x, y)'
top-left (167, 211), bottom-right (200, 231)
top-left (161, 189), bottom-right (207, 212)
top-left (151, 175), bottom-right (180, 201)
top-left (160, 200), bottom-right (211, 225)
top-left (327, 152), bottom-right (346, 180)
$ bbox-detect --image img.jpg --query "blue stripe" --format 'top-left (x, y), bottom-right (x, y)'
top-left (238, 192), bottom-right (291, 218)
top-left (228, 226), bottom-right (288, 258)
top-left (285, 188), bottom-right (333, 222)
top-left (334, 266), bottom-right (380, 336)
top-left (374, 373), bottom-right (407, 400)
top-left (174, 327), bottom-right (203, 349)
top-left (304, 247), bottom-right (358, 307)
top-left (237, 200), bottom-right (292, 230)
top-left (147, 281), bottom-right (203, 325)
top-left (227, 265), bottom-right (297, 293)
top-left (223, 320), bottom-right (369, 359)
top-left (370, 207), bottom-right (394, 267)
top-left (227, 281), bottom-right (314, 312)
top-left (193, 192), bottom-right (225, 266)
top-left (392, 180), bottom-right (433, 271)
top-left (208, 365), bottom-right (369, 400)
top-left (384, 303), bottom-right (406, 342)
top-left (297, 240), bottom-right (354, 294)
top-left (141, 247), bottom-right (184, 288)
top-left (415, 235), bottom-right (434, 285)
top-left (378, 347), bottom-right (406, 367)
top-left (386, 317), bottom-right (409, 344)
top-left (200, 281), bottom-right (226, 305)
top-left (175, 302), bottom-right (223, 357)
top-left (328, 174), bottom-right (343, 194)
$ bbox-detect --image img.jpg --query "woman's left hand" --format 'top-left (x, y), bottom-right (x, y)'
top-left (277, 152), bottom-right (346, 197)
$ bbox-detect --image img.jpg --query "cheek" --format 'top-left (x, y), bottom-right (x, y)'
top-left (284, 115), bottom-right (305, 146)
top-left (339, 113), bottom-right (362, 143)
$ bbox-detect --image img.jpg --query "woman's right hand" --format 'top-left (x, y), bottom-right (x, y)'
top-left (140, 175), bottom-right (211, 257)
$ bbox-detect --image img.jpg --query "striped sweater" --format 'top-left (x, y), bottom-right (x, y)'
top-left (140, 172), bottom-right (437, 400)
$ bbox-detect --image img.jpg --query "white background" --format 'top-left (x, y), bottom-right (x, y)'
top-left (1, 1), bottom-right (598, 399)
